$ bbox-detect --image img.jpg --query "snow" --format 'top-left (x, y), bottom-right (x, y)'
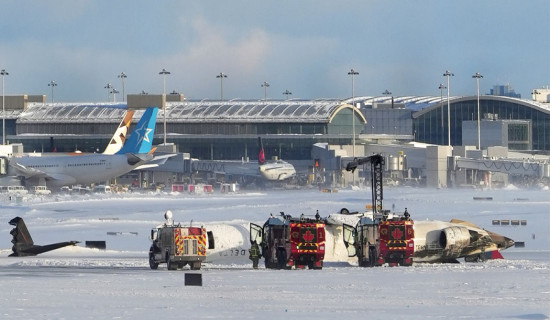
top-left (0, 187), bottom-right (549, 319)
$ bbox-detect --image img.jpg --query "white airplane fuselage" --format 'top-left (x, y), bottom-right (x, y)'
top-left (259, 161), bottom-right (296, 181)
top-left (11, 153), bottom-right (151, 188)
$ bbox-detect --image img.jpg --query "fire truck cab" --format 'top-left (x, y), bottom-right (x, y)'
top-left (250, 213), bottom-right (325, 269)
top-left (343, 212), bottom-right (414, 267)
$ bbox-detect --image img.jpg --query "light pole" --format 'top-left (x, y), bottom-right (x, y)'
top-left (118, 72), bottom-right (127, 102)
top-left (104, 83), bottom-right (112, 101)
top-left (110, 88), bottom-right (119, 103)
top-left (159, 68), bottom-right (170, 145)
top-left (532, 89), bottom-right (540, 102)
top-left (443, 70), bottom-right (454, 146)
top-left (283, 90), bottom-right (292, 99)
top-left (438, 83), bottom-right (446, 145)
top-left (1, 69), bottom-right (8, 145)
top-left (472, 72), bottom-right (483, 150)
top-left (261, 82), bottom-right (270, 103)
top-left (347, 69), bottom-right (359, 157)
top-left (48, 81), bottom-right (57, 103)
top-left (216, 72), bottom-right (227, 101)
top-left (382, 89), bottom-right (393, 108)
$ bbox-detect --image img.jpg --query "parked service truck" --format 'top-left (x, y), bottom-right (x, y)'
top-left (149, 210), bottom-right (213, 270)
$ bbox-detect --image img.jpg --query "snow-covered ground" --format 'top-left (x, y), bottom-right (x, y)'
top-left (0, 187), bottom-right (549, 319)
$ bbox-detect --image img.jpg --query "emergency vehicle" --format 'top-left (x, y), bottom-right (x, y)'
top-left (250, 213), bottom-right (326, 269)
top-left (341, 155), bottom-right (415, 266)
top-left (149, 211), bottom-right (213, 270)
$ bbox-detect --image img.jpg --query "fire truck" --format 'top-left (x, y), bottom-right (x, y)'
top-left (149, 211), bottom-right (213, 270)
top-left (250, 213), bottom-right (326, 269)
top-left (341, 155), bottom-right (414, 266)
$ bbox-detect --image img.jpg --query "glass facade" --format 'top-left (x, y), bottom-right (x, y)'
top-left (10, 101), bottom-right (365, 160)
top-left (413, 97), bottom-right (550, 151)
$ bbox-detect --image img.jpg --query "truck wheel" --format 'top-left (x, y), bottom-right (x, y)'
top-left (265, 257), bottom-right (275, 269)
top-left (368, 248), bottom-right (377, 267)
top-left (166, 254), bottom-right (177, 270)
top-left (149, 253), bottom-right (159, 270)
top-left (277, 248), bottom-right (286, 269)
top-left (191, 262), bottom-right (201, 270)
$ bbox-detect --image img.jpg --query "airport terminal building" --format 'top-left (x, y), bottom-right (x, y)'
top-left (2, 93), bottom-right (550, 161)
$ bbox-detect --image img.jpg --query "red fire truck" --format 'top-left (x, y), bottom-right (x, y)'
top-left (342, 155), bottom-right (414, 266)
top-left (250, 213), bottom-right (326, 269)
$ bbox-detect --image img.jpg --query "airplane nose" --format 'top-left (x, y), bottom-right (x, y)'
top-left (504, 236), bottom-right (515, 249)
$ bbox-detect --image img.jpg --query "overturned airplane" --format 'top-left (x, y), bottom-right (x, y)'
top-left (8, 217), bottom-right (79, 257)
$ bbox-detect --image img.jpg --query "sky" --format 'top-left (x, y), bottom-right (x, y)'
top-left (1, 1), bottom-right (549, 102)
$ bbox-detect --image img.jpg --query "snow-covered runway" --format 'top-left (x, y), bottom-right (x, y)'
top-left (0, 187), bottom-right (549, 319)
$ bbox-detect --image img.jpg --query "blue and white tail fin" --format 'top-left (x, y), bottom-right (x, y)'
top-left (116, 107), bottom-right (158, 154)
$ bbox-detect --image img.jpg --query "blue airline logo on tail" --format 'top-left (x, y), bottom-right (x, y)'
top-left (116, 107), bottom-right (158, 154)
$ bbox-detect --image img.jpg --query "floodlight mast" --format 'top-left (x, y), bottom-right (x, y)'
top-left (118, 72), bottom-right (127, 102)
top-left (443, 70), bottom-right (454, 146)
top-left (1, 69), bottom-right (8, 145)
top-left (48, 81), bottom-right (57, 103)
top-left (159, 68), bottom-right (171, 145)
top-left (472, 72), bottom-right (483, 150)
top-left (216, 72), bottom-right (227, 101)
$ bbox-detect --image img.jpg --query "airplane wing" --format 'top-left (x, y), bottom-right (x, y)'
top-left (133, 153), bottom-right (175, 170)
top-left (9, 161), bottom-right (47, 178)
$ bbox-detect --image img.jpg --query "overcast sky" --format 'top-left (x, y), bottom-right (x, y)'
top-left (1, 1), bottom-right (548, 102)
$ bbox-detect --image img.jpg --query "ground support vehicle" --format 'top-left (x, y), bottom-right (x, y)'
top-left (250, 213), bottom-right (325, 269)
top-left (149, 216), bottom-right (212, 270)
top-left (342, 155), bottom-right (415, 266)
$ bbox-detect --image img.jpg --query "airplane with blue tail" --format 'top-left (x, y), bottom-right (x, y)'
top-left (8, 107), bottom-right (164, 188)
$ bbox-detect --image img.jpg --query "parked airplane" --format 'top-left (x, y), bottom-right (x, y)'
top-left (9, 108), bottom-right (161, 188)
top-left (152, 137), bottom-right (296, 183)
top-left (8, 217), bottom-right (79, 256)
top-left (257, 137), bottom-right (296, 181)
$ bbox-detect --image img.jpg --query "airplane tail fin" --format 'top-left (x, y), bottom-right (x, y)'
top-left (484, 250), bottom-right (504, 260)
top-left (258, 137), bottom-right (266, 165)
top-left (9, 217), bottom-right (34, 256)
top-left (116, 108), bottom-right (158, 155)
top-left (103, 110), bottom-right (135, 154)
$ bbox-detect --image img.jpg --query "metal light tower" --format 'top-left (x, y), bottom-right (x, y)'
top-left (216, 72), bottom-right (227, 101)
top-left (48, 81), bottom-right (57, 103)
top-left (1, 69), bottom-right (8, 145)
top-left (159, 68), bottom-right (171, 145)
top-left (110, 88), bottom-right (119, 103)
top-left (104, 83), bottom-right (112, 101)
top-left (438, 83), bottom-right (446, 145)
top-left (382, 89), bottom-right (393, 109)
top-left (261, 82), bottom-right (270, 102)
top-left (472, 72), bottom-right (483, 150)
top-left (443, 70), bottom-right (454, 146)
top-left (283, 89), bottom-right (292, 99)
top-left (348, 69), bottom-right (359, 157)
top-left (118, 72), bottom-right (127, 102)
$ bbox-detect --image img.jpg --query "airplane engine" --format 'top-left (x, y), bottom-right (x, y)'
top-left (438, 226), bottom-right (471, 258)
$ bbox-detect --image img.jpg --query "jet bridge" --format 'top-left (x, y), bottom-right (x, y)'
top-left (454, 157), bottom-right (550, 178)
